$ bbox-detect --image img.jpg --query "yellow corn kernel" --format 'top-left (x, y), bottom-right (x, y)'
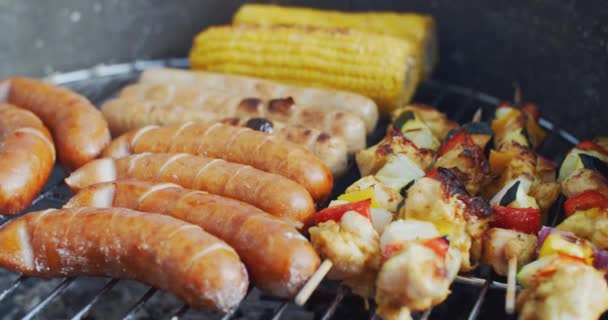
top-left (190, 25), bottom-right (420, 115)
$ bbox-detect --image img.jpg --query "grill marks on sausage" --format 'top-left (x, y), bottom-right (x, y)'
top-left (237, 98), bottom-right (263, 113)
top-left (268, 97), bottom-right (296, 115)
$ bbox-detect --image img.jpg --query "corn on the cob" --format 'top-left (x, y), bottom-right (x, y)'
top-left (189, 25), bottom-right (420, 115)
top-left (232, 4), bottom-right (437, 78)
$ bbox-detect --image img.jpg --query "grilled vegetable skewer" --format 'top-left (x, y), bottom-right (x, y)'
top-left (556, 140), bottom-right (608, 249)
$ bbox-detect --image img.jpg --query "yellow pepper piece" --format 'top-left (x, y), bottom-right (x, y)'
top-left (538, 233), bottom-right (594, 265)
top-left (338, 187), bottom-right (380, 208)
top-left (489, 149), bottom-right (514, 175)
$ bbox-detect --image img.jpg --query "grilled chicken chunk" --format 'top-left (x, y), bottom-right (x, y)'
top-left (356, 128), bottom-right (435, 176)
top-left (557, 208), bottom-right (608, 250)
top-left (481, 228), bottom-right (537, 276)
top-left (376, 242), bottom-right (454, 311)
top-left (435, 139), bottom-right (491, 195)
top-left (399, 173), bottom-right (491, 271)
top-left (487, 142), bottom-right (560, 214)
top-left (561, 168), bottom-right (608, 198)
top-left (309, 211), bottom-right (380, 297)
top-left (517, 258), bottom-right (608, 320)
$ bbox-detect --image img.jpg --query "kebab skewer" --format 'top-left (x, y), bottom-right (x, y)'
top-left (298, 105), bottom-right (453, 312)
top-left (516, 226), bottom-right (608, 319)
top-left (482, 98), bottom-right (559, 313)
top-left (374, 110), bottom-right (495, 318)
top-left (555, 139), bottom-right (608, 249)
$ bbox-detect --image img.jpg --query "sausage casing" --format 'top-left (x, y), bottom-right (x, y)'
top-left (65, 153), bottom-right (315, 226)
top-left (66, 180), bottom-right (320, 297)
top-left (0, 104), bottom-right (55, 215)
top-left (1, 77), bottom-right (110, 170)
top-left (0, 207), bottom-right (248, 311)
top-left (101, 98), bottom-right (348, 176)
top-left (138, 67), bottom-right (378, 133)
top-left (101, 122), bottom-right (333, 203)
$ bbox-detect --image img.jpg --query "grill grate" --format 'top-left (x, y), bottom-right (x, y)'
top-left (0, 59), bottom-right (577, 320)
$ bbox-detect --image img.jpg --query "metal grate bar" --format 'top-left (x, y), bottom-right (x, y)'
top-left (167, 304), bottom-right (189, 320)
top-left (70, 278), bottom-right (119, 320)
top-left (270, 301), bottom-right (288, 320)
top-left (466, 275), bottom-right (492, 320)
top-left (120, 287), bottom-right (157, 320)
top-left (320, 285), bottom-right (348, 320)
top-left (454, 275), bottom-right (513, 291)
top-left (21, 277), bottom-right (75, 320)
top-left (0, 275), bottom-right (27, 302)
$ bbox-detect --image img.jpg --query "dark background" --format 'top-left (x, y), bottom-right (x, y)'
top-left (0, 0), bottom-right (606, 137)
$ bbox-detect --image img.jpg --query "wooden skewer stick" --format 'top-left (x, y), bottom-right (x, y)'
top-left (294, 259), bottom-right (333, 306)
top-left (472, 108), bottom-right (483, 123)
top-left (505, 256), bottom-right (517, 314)
top-left (513, 82), bottom-right (523, 105)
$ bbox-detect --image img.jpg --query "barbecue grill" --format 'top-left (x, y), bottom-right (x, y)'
top-left (0, 58), bottom-right (577, 320)
top-left (1, 1), bottom-right (606, 319)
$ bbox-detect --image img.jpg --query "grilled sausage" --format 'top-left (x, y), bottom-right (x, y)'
top-left (65, 153), bottom-right (315, 226)
top-left (0, 207), bottom-right (248, 311)
top-left (0, 77), bottom-right (110, 170)
top-left (101, 98), bottom-right (348, 176)
top-left (115, 83), bottom-right (366, 153)
top-left (101, 122), bottom-right (333, 203)
top-left (138, 67), bottom-right (378, 133)
top-left (66, 180), bottom-right (320, 297)
top-left (0, 104), bottom-right (55, 215)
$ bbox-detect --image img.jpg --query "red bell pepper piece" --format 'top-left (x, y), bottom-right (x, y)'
top-left (315, 199), bottom-right (371, 224)
top-left (383, 243), bottom-right (403, 259)
top-left (564, 190), bottom-right (608, 216)
top-left (491, 205), bottom-right (541, 234)
top-left (522, 102), bottom-right (541, 122)
top-left (422, 237), bottom-right (449, 259)
top-left (577, 140), bottom-right (607, 155)
top-left (425, 167), bottom-right (439, 179)
top-left (438, 129), bottom-right (475, 156)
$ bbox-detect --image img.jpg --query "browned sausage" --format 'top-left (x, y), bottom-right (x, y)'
top-left (64, 153), bottom-right (315, 227)
top-left (1, 77), bottom-right (110, 170)
top-left (100, 97), bottom-right (349, 176)
top-left (66, 180), bottom-right (321, 298)
top-left (0, 104), bottom-right (55, 215)
top-left (102, 122), bottom-right (333, 203)
top-left (0, 207), bottom-right (248, 311)
top-left (115, 83), bottom-right (366, 153)
top-left (138, 67), bottom-right (379, 134)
